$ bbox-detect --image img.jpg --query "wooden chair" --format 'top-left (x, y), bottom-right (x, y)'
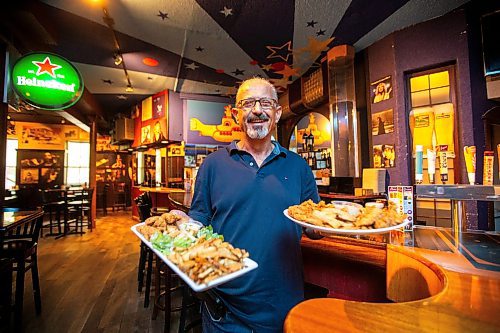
top-left (0, 212), bottom-right (44, 328)
top-left (112, 182), bottom-right (127, 212)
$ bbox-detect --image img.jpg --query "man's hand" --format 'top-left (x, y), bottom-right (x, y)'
top-left (303, 227), bottom-right (323, 240)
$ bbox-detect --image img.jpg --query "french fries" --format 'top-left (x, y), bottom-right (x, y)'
top-left (169, 236), bottom-right (248, 284)
top-left (288, 200), bottom-right (406, 230)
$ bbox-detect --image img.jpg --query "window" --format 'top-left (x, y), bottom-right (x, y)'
top-left (66, 141), bottom-right (89, 185)
top-left (5, 139), bottom-right (18, 189)
top-left (407, 67), bottom-right (457, 228)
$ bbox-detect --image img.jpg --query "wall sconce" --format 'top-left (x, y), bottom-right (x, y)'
top-left (113, 53), bottom-right (123, 66)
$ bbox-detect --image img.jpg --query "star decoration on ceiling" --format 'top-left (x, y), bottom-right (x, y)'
top-left (157, 11), bottom-right (169, 20)
top-left (232, 68), bottom-right (245, 76)
top-left (266, 41), bottom-right (292, 62)
top-left (102, 79), bottom-right (113, 85)
top-left (275, 64), bottom-right (300, 79)
top-left (195, 46), bottom-right (204, 52)
top-left (220, 6), bottom-right (233, 17)
top-left (307, 20), bottom-right (318, 27)
top-left (270, 77), bottom-right (292, 90)
top-left (316, 29), bottom-right (326, 36)
top-left (185, 62), bottom-right (199, 70)
top-left (298, 36), bottom-right (334, 60)
top-left (117, 95), bottom-right (128, 100)
top-left (32, 57), bottom-right (62, 78)
top-left (260, 64), bottom-right (273, 71)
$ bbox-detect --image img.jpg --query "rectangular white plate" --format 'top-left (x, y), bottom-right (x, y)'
top-left (131, 223), bottom-right (258, 292)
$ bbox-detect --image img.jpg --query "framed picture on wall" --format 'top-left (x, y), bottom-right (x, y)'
top-left (370, 76), bottom-right (393, 104)
top-left (372, 109), bottom-right (394, 136)
top-left (20, 168), bottom-right (39, 184)
top-left (373, 144), bottom-right (396, 168)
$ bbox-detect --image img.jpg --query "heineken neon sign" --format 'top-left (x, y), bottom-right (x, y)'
top-left (12, 52), bottom-right (84, 110)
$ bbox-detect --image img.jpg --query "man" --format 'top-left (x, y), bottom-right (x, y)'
top-left (189, 77), bottom-right (319, 333)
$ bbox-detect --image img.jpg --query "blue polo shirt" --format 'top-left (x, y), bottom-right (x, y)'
top-left (189, 140), bottom-right (319, 333)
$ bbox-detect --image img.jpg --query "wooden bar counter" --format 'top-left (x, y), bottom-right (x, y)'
top-left (288, 229), bottom-right (500, 332)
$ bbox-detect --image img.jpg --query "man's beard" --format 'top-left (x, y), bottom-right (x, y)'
top-left (243, 114), bottom-right (271, 139)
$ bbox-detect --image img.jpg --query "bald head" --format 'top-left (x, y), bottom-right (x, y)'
top-left (236, 77), bottom-right (278, 103)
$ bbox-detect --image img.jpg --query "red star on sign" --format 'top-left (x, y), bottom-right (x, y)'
top-left (32, 56), bottom-right (62, 78)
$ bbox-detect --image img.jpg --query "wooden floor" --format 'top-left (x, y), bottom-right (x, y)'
top-left (15, 211), bottom-right (194, 333)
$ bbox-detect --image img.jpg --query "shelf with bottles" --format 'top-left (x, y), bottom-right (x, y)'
top-left (298, 148), bottom-right (332, 171)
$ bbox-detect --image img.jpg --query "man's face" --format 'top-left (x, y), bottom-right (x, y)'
top-left (233, 83), bottom-right (281, 140)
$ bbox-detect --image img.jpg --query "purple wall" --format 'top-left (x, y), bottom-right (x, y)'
top-left (367, 9), bottom-right (480, 227)
top-left (168, 90), bottom-right (183, 142)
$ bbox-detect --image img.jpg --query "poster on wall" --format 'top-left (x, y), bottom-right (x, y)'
top-left (142, 96), bottom-right (152, 121)
top-left (97, 135), bottom-right (118, 152)
top-left (168, 144), bottom-right (184, 157)
top-left (152, 91), bottom-right (167, 119)
top-left (141, 125), bottom-right (151, 144)
top-left (18, 150), bottom-right (63, 168)
top-left (62, 125), bottom-right (79, 140)
top-left (373, 144), bottom-right (395, 168)
top-left (20, 168), bottom-right (39, 184)
top-left (7, 121), bottom-right (17, 138)
top-left (19, 124), bottom-right (64, 150)
top-left (372, 109), bottom-right (394, 136)
top-left (187, 101), bottom-right (241, 144)
top-left (152, 120), bottom-right (167, 142)
top-left (40, 167), bottom-right (63, 188)
top-left (371, 76), bottom-right (393, 104)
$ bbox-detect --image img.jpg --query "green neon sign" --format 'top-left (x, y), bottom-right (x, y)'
top-left (12, 52), bottom-right (84, 110)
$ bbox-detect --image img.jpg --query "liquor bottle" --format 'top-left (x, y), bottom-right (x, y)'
top-left (326, 151), bottom-right (331, 169)
top-left (302, 131), bottom-right (308, 152)
top-left (312, 152), bottom-right (317, 170)
top-left (307, 152), bottom-right (311, 167)
top-left (308, 132), bottom-right (315, 151)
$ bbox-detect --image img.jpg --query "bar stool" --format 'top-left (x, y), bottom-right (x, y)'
top-left (152, 257), bottom-right (201, 333)
top-left (39, 189), bottom-right (64, 236)
top-left (112, 182), bottom-right (127, 212)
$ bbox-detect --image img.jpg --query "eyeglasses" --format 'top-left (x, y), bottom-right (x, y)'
top-left (237, 98), bottom-right (277, 110)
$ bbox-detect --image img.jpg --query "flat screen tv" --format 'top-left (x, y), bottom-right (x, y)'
top-left (481, 10), bottom-right (500, 76)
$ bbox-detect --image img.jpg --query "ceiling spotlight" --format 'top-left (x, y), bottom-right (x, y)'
top-left (125, 84), bottom-right (134, 92)
top-left (61, 119), bottom-right (66, 124)
top-left (113, 53), bottom-right (123, 66)
top-left (7, 115), bottom-right (11, 120)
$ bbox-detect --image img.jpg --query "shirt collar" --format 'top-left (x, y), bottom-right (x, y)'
top-left (227, 140), bottom-right (287, 157)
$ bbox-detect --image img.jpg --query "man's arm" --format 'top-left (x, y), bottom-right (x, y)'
top-left (188, 162), bottom-right (212, 225)
top-left (301, 162), bottom-right (323, 239)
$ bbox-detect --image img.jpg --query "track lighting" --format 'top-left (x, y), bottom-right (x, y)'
top-left (113, 53), bottom-right (123, 66)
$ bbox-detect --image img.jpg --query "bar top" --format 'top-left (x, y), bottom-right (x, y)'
top-left (415, 184), bottom-right (500, 201)
top-left (286, 229), bottom-right (500, 332)
top-left (136, 187), bottom-right (186, 193)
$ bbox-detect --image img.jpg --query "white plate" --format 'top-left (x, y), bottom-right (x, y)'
top-left (283, 209), bottom-right (410, 235)
top-left (131, 223), bottom-right (258, 292)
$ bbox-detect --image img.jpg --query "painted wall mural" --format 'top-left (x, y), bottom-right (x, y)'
top-left (187, 101), bottom-right (243, 144)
